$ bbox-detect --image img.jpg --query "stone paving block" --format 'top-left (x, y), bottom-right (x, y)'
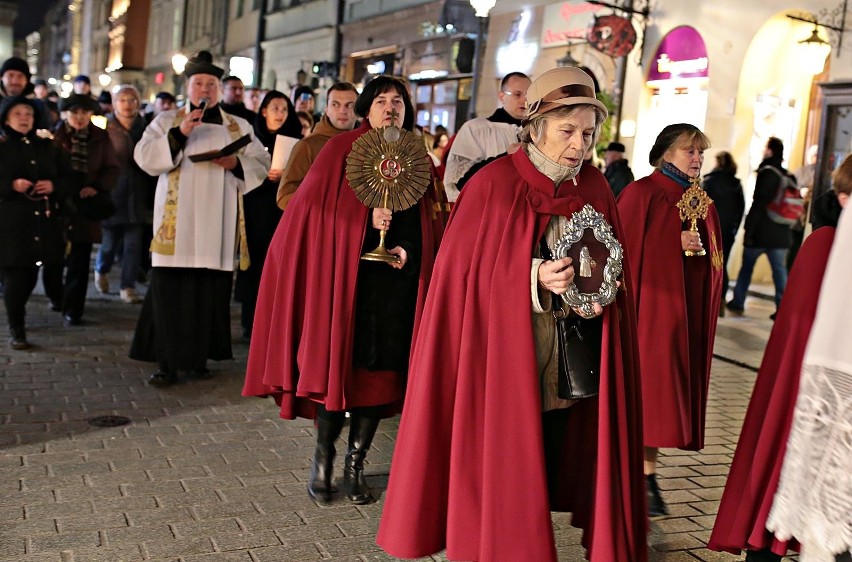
top-left (103, 523), bottom-right (175, 545)
top-left (690, 464), bottom-right (730, 476)
top-left (109, 458), bottom-right (171, 471)
top-left (236, 512), bottom-right (305, 531)
top-left (662, 489), bottom-right (704, 505)
top-left (0, 537), bottom-right (25, 557)
top-left (202, 461), bottom-right (270, 478)
top-left (338, 518), bottom-right (380, 537)
top-left (656, 466), bottom-right (703, 479)
top-left (274, 523), bottom-right (346, 543)
top-left (648, 531), bottom-right (706, 552)
top-left (192, 501), bottom-right (261, 520)
top-left (237, 471), bottom-right (299, 487)
top-left (212, 530), bottom-right (282, 551)
top-left (46, 439), bottom-right (106, 452)
top-left (53, 484), bottom-right (123, 502)
top-left (154, 489), bottom-right (224, 508)
top-left (659, 477), bottom-right (701, 491)
top-left (65, 544), bottom-right (145, 562)
top-left (321, 535), bottom-right (384, 557)
top-left (690, 500), bottom-right (722, 515)
top-left (121, 480), bottom-right (186, 497)
top-left (147, 465), bottom-right (211, 481)
top-left (56, 511), bottom-right (129, 532)
top-left (25, 500), bottom-right (95, 519)
top-left (180, 476), bottom-right (245, 492)
top-left (0, 553), bottom-right (62, 562)
top-left (92, 495), bottom-right (159, 512)
top-left (690, 487), bottom-right (725, 501)
top-left (48, 461), bottom-right (113, 477)
top-left (144, 536), bottom-right (216, 558)
top-left (171, 517), bottom-right (243, 538)
top-left (28, 531), bottom-right (102, 552)
top-left (256, 495), bottom-right (322, 513)
top-left (85, 469), bottom-right (150, 487)
top-left (182, 552), bottom-right (255, 562)
top-left (251, 543), bottom-right (323, 562)
top-left (123, 506), bottom-right (195, 526)
top-left (651, 516), bottom-right (704, 534)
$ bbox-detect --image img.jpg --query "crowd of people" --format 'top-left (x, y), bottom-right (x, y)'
top-left (1, 50), bottom-right (849, 561)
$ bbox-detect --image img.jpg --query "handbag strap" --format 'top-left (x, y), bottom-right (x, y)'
top-left (539, 237), bottom-right (568, 319)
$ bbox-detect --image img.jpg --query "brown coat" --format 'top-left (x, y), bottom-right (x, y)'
top-left (276, 114), bottom-right (352, 210)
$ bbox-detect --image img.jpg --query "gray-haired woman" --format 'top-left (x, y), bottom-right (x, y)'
top-left (378, 67), bottom-right (647, 562)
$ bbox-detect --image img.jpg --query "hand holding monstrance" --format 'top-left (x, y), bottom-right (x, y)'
top-left (676, 177), bottom-right (714, 257)
top-left (346, 109), bottom-right (431, 265)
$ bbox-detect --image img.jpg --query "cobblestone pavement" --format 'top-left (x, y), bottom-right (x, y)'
top-left (0, 278), bottom-right (795, 562)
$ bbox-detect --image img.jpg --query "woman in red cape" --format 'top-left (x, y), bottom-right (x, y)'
top-left (377, 67), bottom-right (647, 562)
top-left (616, 123), bottom-right (724, 517)
top-left (242, 76), bottom-right (443, 505)
top-left (708, 156), bottom-right (851, 562)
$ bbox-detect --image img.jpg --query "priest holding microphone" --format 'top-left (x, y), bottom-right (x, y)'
top-left (130, 50), bottom-right (270, 386)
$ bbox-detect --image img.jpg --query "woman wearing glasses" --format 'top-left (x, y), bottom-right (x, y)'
top-left (0, 96), bottom-right (72, 349)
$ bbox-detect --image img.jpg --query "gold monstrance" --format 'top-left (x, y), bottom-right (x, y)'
top-left (676, 177), bottom-right (714, 257)
top-left (345, 116), bottom-right (431, 263)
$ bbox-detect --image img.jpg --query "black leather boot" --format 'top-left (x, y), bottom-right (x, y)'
top-left (744, 549), bottom-right (782, 562)
top-left (307, 410), bottom-right (345, 503)
top-left (343, 415), bottom-right (380, 504)
top-left (646, 473), bottom-right (669, 517)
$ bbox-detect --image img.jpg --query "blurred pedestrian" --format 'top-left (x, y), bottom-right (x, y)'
top-left (234, 90), bottom-right (302, 341)
top-left (377, 67), bottom-right (646, 562)
top-left (243, 76), bottom-right (444, 506)
top-left (728, 137), bottom-right (795, 319)
top-left (72, 75), bottom-right (92, 96)
top-left (220, 76), bottom-right (256, 123)
top-left (130, 51), bottom-right (269, 386)
top-left (145, 92), bottom-right (176, 125)
top-left (296, 110), bottom-right (313, 138)
top-left (96, 85), bottom-right (149, 304)
top-left (617, 123), bottom-right (724, 517)
top-left (53, 93), bottom-right (120, 326)
top-left (702, 151), bottom-right (745, 308)
top-left (603, 141), bottom-right (634, 197)
top-left (0, 96), bottom-right (71, 349)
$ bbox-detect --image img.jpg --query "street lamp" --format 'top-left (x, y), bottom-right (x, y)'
top-left (467, 0), bottom-right (496, 119)
top-left (171, 54), bottom-right (188, 99)
top-left (796, 25), bottom-right (831, 76)
top-left (98, 73), bottom-right (111, 89)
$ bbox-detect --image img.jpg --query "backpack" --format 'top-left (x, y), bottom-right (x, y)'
top-left (760, 165), bottom-right (804, 226)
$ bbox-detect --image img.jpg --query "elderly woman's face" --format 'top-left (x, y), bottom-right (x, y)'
top-left (5, 104), bottom-right (34, 134)
top-left (665, 139), bottom-right (705, 178)
top-left (532, 107), bottom-right (597, 168)
top-left (368, 89), bottom-right (405, 129)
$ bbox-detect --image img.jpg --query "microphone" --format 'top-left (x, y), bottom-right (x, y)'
top-left (196, 97), bottom-right (209, 120)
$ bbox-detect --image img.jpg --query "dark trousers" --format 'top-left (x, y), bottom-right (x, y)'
top-left (63, 241), bottom-right (93, 320)
top-left (2, 267), bottom-right (39, 331)
top-left (41, 263), bottom-right (64, 305)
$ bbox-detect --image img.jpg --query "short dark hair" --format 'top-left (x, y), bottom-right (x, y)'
top-left (155, 91), bottom-right (176, 102)
top-left (500, 72), bottom-right (530, 91)
top-left (354, 75), bottom-right (415, 131)
top-left (222, 76), bottom-right (243, 85)
top-left (327, 81), bottom-right (358, 96)
top-left (715, 151), bottom-right (737, 174)
top-left (766, 136), bottom-right (784, 159)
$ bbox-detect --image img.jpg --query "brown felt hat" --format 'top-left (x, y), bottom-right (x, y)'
top-left (524, 67), bottom-right (607, 124)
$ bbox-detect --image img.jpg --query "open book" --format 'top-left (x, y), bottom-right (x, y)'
top-left (188, 134), bottom-right (252, 162)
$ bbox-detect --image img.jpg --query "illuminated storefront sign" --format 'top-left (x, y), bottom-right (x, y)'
top-left (647, 26), bottom-right (709, 87)
top-left (540, 1), bottom-right (606, 48)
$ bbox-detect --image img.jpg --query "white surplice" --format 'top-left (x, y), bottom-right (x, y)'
top-left (443, 117), bottom-right (521, 202)
top-left (134, 107), bottom-right (270, 271)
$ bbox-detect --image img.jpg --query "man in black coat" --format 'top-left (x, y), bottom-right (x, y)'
top-left (728, 137), bottom-right (793, 318)
top-left (219, 76), bottom-right (256, 123)
top-left (603, 141), bottom-right (634, 197)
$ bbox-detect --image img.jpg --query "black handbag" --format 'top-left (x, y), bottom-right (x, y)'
top-left (60, 190), bottom-right (116, 221)
top-left (541, 239), bottom-right (602, 399)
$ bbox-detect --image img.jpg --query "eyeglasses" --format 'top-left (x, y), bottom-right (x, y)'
top-left (502, 90), bottom-right (527, 98)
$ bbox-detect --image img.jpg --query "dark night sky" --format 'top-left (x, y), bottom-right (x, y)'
top-left (13, 0), bottom-right (55, 40)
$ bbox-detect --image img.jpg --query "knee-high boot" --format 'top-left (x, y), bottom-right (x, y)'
top-left (307, 409), bottom-right (345, 503)
top-left (744, 549), bottom-right (782, 562)
top-left (343, 414), bottom-right (381, 504)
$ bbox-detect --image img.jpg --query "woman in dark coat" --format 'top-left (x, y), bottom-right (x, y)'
top-left (95, 85), bottom-right (150, 304)
top-left (0, 96), bottom-right (71, 349)
top-left (702, 151), bottom-right (745, 307)
top-left (234, 90), bottom-right (302, 340)
top-left (53, 93), bottom-right (119, 326)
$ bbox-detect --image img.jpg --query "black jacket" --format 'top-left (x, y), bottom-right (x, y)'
top-left (220, 102), bottom-right (257, 124)
top-left (702, 168), bottom-right (745, 242)
top-left (604, 158), bottom-right (634, 198)
top-left (0, 131), bottom-right (72, 266)
top-left (743, 157), bottom-right (794, 249)
top-left (104, 114), bottom-right (152, 226)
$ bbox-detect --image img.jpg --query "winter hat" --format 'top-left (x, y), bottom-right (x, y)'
top-left (0, 57), bottom-right (31, 80)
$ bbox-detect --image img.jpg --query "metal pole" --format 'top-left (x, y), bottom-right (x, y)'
top-left (611, 0), bottom-right (634, 142)
top-left (468, 15), bottom-right (487, 120)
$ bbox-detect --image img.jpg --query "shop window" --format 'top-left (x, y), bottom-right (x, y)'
top-left (415, 81), bottom-right (458, 134)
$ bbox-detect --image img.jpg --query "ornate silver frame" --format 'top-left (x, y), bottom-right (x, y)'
top-left (552, 204), bottom-right (623, 317)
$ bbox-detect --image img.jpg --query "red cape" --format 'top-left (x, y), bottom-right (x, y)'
top-left (617, 170), bottom-right (723, 449)
top-left (241, 122), bottom-right (443, 419)
top-left (377, 151), bottom-right (647, 562)
top-left (708, 227), bottom-right (836, 556)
